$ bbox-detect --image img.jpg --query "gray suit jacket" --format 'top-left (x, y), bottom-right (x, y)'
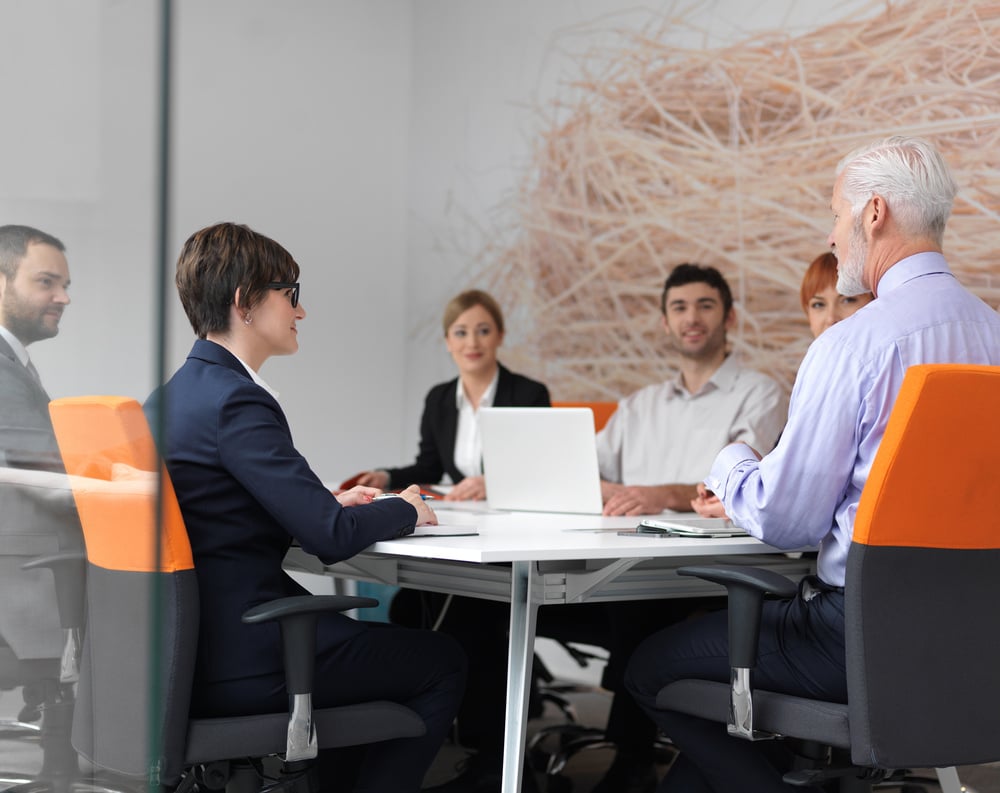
top-left (0, 335), bottom-right (82, 660)
top-left (0, 335), bottom-right (60, 468)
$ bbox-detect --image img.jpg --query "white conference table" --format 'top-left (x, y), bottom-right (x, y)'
top-left (287, 503), bottom-right (814, 793)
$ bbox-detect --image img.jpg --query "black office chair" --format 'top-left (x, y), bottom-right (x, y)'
top-left (49, 395), bottom-right (425, 793)
top-left (654, 364), bottom-right (1000, 792)
top-left (527, 640), bottom-right (614, 781)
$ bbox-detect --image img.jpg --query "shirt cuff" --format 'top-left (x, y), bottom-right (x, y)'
top-left (705, 443), bottom-right (759, 498)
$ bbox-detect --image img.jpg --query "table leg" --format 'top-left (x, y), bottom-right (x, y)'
top-left (501, 560), bottom-right (539, 793)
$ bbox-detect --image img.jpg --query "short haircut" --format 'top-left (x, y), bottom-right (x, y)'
top-left (799, 252), bottom-right (839, 313)
top-left (836, 135), bottom-right (957, 246)
top-left (660, 263), bottom-right (734, 315)
top-left (0, 225), bottom-right (66, 279)
top-left (175, 222), bottom-right (299, 339)
top-left (441, 289), bottom-right (505, 336)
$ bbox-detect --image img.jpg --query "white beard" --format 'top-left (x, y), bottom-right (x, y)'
top-left (836, 216), bottom-right (869, 297)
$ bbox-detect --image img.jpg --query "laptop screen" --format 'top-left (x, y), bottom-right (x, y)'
top-left (479, 407), bottom-right (603, 514)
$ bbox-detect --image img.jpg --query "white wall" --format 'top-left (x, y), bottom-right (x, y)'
top-left (0, 1), bottom-right (158, 403)
top-left (3, 0), bottom-right (413, 481)
top-left (169, 0), bottom-right (414, 480)
top-left (4, 0), bottom-right (874, 480)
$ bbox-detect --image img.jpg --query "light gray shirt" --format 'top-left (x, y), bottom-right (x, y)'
top-left (596, 354), bottom-right (786, 486)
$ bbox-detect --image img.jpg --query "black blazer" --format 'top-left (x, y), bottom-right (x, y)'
top-left (385, 363), bottom-right (550, 488)
top-left (146, 340), bottom-right (418, 686)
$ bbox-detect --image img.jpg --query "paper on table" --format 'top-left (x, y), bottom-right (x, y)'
top-left (431, 500), bottom-right (503, 513)
top-left (405, 524), bottom-right (478, 538)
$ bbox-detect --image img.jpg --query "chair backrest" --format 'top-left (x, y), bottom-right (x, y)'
top-left (49, 396), bottom-right (197, 784)
top-left (552, 400), bottom-right (618, 432)
top-left (845, 364), bottom-right (1000, 768)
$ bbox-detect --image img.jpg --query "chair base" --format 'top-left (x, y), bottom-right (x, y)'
top-left (174, 758), bottom-right (320, 793)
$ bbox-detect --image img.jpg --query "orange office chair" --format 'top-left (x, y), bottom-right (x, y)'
top-left (655, 364), bottom-right (1000, 792)
top-left (551, 401), bottom-right (617, 433)
top-left (48, 396), bottom-right (424, 793)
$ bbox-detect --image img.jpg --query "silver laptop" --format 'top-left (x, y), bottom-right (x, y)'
top-left (479, 407), bottom-right (603, 514)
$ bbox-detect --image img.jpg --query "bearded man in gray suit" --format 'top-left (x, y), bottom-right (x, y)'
top-left (0, 225), bottom-right (80, 668)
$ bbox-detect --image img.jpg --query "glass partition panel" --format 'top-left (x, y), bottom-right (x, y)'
top-left (0, 2), bottom-right (167, 789)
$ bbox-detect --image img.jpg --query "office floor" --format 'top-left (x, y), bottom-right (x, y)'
top-left (426, 638), bottom-right (1000, 793)
top-left (2, 678), bottom-right (998, 793)
top-left (430, 701), bottom-right (1000, 793)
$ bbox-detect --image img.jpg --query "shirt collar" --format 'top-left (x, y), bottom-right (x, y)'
top-left (876, 251), bottom-right (951, 296)
top-left (668, 353), bottom-right (739, 398)
top-left (455, 366), bottom-right (500, 410)
top-left (0, 325), bottom-right (29, 366)
top-left (232, 354), bottom-right (280, 400)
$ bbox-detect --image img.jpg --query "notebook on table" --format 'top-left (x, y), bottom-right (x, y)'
top-left (636, 516), bottom-right (748, 538)
top-left (479, 407), bottom-right (603, 514)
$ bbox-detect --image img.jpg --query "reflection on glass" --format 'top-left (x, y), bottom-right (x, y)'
top-left (0, 225), bottom-right (88, 789)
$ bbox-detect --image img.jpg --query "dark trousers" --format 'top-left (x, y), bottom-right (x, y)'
top-left (391, 591), bottom-right (515, 754)
top-left (194, 622), bottom-right (466, 793)
top-left (592, 597), bottom-right (726, 762)
top-left (625, 577), bottom-right (847, 793)
top-left (391, 588), bottom-right (721, 761)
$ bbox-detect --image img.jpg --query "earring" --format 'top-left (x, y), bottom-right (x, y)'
top-left (244, 314), bottom-right (253, 325)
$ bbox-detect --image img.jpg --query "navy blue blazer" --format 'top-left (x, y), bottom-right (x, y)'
top-left (384, 363), bottom-right (550, 488)
top-left (146, 339), bottom-right (417, 686)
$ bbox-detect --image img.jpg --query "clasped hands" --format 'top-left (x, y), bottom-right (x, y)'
top-left (336, 483), bottom-right (438, 526)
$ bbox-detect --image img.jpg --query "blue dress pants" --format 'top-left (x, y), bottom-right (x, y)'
top-left (625, 576), bottom-right (847, 793)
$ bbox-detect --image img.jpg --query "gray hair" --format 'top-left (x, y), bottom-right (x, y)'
top-left (835, 136), bottom-right (957, 246)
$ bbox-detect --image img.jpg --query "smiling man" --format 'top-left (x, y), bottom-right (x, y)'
top-left (0, 224), bottom-right (71, 466)
top-left (566, 262), bottom-right (788, 792)
top-left (597, 263), bottom-right (786, 517)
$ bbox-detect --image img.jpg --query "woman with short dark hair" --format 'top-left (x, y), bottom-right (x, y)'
top-left (148, 221), bottom-right (466, 793)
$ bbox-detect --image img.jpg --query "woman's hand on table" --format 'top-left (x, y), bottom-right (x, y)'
top-left (355, 469), bottom-right (390, 489)
top-left (445, 475), bottom-right (486, 501)
top-left (397, 484), bottom-right (438, 525)
top-left (335, 485), bottom-right (380, 507)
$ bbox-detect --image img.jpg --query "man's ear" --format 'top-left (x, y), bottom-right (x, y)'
top-left (867, 194), bottom-right (887, 238)
top-left (724, 307), bottom-right (737, 330)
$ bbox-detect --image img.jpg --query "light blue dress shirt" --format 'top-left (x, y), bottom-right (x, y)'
top-left (707, 252), bottom-right (1000, 586)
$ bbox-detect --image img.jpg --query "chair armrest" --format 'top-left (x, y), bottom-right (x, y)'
top-left (678, 565), bottom-right (798, 741)
top-left (242, 594), bottom-right (378, 624)
top-left (678, 565), bottom-right (797, 669)
top-left (22, 551), bottom-right (87, 631)
top-left (241, 594), bottom-right (380, 763)
top-left (242, 595), bottom-right (378, 695)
